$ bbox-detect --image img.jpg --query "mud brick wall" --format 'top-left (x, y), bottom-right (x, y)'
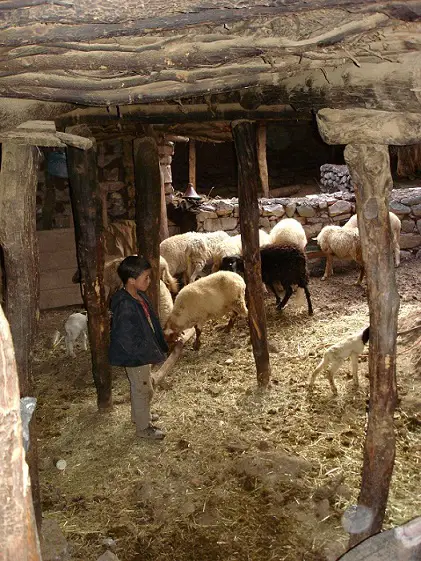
top-left (192, 187), bottom-right (421, 253)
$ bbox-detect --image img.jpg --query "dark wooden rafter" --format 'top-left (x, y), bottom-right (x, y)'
top-left (344, 143), bottom-right (399, 547)
top-left (0, 141), bottom-right (42, 529)
top-left (66, 141), bottom-right (112, 410)
top-left (133, 136), bottom-right (161, 313)
top-left (0, 305), bottom-right (42, 561)
top-left (232, 119), bottom-right (271, 388)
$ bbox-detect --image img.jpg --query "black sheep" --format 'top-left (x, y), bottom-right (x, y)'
top-left (220, 244), bottom-right (313, 315)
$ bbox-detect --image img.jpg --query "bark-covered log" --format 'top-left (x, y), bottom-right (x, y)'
top-left (317, 108), bottom-right (421, 145)
top-left (0, 304), bottom-right (42, 561)
top-left (133, 136), bottom-right (161, 314)
top-left (188, 139), bottom-right (196, 188)
top-left (344, 143), bottom-right (399, 548)
top-left (257, 123), bottom-right (269, 196)
top-left (232, 120), bottom-right (271, 388)
top-left (0, 141), bottom-right (42, 529)
top-left (67, 144), bottom-right (112, 410)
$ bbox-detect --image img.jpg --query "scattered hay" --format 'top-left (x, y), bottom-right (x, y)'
top-left (33, 262), bottom-right (421, 561)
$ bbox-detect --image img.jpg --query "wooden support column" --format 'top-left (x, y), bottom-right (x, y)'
top-left (0, 305), bottom-right (42, 561)
top-left (159, 163), bottom-right (169, 241)
top-left (67, 144), bottom-right (112, 410)
top-left (133, 136), bottom-right (161, 313)
top-left (188, 139), bottom-right (196, 187)
top-left (232, 120), bottom-right (271, 388)
top-left (257, 123), bottom-right (269, 197)
top-left (344, 143), bottom-right (399, 547)
top-left (0, 142), bottom-right (42, 529)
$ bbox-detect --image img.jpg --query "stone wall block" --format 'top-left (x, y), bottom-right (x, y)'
top-left (399, 233), bottom-right (421, 249)
top-left (285, 202), bottom-right (296, 217)
top-left (400, 195), bottom-right (421, 206)
top-left (332, 213), bottom-right (352, 222)
top-left (401, 219), bottom-right (416, 233)
top-left (204, 218), bottom-right (223, 231)
top-left (259, 217), bottom-right (271, 230)
top-left (197, 211), bottom-right (218, 222)
top-left (221, 217), bottom-right (238, 230)
top-left (216, 201), bottom-right (235, 216)
top-left (297, 204), bottom-right (316, 218)
top-left (328, 200), bottom-right (352, 217)
top-left (389, 200), bottom-right (411, 216)
top-left (262, 204), bottom-right (284, 217)
top-left (411, 204), bottom-right (421, 217)
top-left (303, 223), bottom-right (323, 238)
top-left (233, 204), bottom-right (240, 217)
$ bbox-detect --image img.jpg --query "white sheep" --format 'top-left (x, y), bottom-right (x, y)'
top-left (164, 271), bottom-right (248, 350)
top-left (60, 312), bottom-right (88, 357)
top-left (269, 218), bottom-right (308, 251)
top-left (343, 212), bottom-right (401, 267)
top-left (211, 230), bottom-right (270, 273)
top-left (158, 280), bottom-right (174, 328)
top-left (184, 231), bottom-right (230, 282)
top-left (308, 326), bottom-right (370, 396)
top-left (316, 225), bottom-right (364, 284)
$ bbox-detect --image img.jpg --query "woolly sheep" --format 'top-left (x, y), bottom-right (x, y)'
top-left (343, 212), bottom-right (401, 267)
top-left (158, 279), bottom-right (174, 328)
top-left (316, 225), bottom-right (364, 285)
top-left (269, 218), bottom-right (307, 251)
top-left (185, 231), bottom-right (230, 282)
top-left (211, 230), bottom-right (270, 273)
top-left (164, 271), bottom-right (248, 350)
top-left (220, 244), bottom-right (313, 315)
top-left (308, 326), bottom-right (370, 396)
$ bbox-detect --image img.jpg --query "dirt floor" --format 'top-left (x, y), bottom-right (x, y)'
top-left (34, 257), bottom-right (421, 561)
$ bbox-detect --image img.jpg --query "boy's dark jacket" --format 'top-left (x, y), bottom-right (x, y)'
top-left (109, 288), bottom-right (168, 367)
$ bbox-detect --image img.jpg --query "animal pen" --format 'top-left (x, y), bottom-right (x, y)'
top-left (0, 1), bottom-right (420, 560)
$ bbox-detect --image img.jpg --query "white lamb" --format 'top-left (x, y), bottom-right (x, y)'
top-left (316, 225), bottom-right (364, 284)
top-left (57, 312), bottom-right (88, 358)
top-left (211, 229), bottom-right (270, 272)
top-left (308, 326), bottom-right (370, 396)
top-left (164, 271), bottom-right (248, 350)
top-left (343, 211), bottom-right (401, 267)
top-left (269, 218), bottom-right (308, 251)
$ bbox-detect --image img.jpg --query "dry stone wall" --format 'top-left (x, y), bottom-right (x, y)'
top-left (192, 187), bottom-right (421, 252)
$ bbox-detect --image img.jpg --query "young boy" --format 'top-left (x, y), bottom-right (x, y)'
top-left (109, 255), bottom-right (168, 440)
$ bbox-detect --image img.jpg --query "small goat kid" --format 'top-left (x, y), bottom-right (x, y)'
top-left (53, 312), bottom-right (88, 357)
top-left (308, 326), bottom-right (370, 396)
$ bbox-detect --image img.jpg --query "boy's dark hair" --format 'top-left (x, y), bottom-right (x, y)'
top-left (117, 255), bottom-right (151, 285)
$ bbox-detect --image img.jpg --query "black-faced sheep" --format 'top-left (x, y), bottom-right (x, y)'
top-left (316, 225), bottom-right (364, 285)
top-left (164, 270), bottom-right (248, 350)
top-left (211, 229), bottom-right (271, 273)
top-left (308, 326), bottom-right (370, 396)
top-left (220, 244), bottom-right (313, 316)
top-left (343, 212), bottom-right (401, 267)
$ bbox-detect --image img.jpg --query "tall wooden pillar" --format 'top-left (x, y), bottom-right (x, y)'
top-left (159, 164), bottom-right (169, 242)
top-left (0, 142), bottom-right (42, 528)
top-left (344, 144), bottom-right (399, 546)
top-left (188, 139), bottom-right (196, 187)
top-left (133, 136), bottom-right (161, 313)
top-left (232, 120), bottom-right (271, 387)
top-left (257, 123), bottom-right (269, 197)
top-left (67, 145), bottom-right (112, 410)
top-left (0, 305), bottom-right (42, 561)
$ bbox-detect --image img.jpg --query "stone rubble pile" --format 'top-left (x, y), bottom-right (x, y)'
top-left (319, 164), bottom-right (352, 193)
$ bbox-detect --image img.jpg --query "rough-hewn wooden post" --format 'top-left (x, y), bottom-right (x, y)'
top-left (188, 139), bottom-right (196, 188)
top-left (67, 144), bottom-right (112, 410)
top-left (159, 164), bottom-right (169, 241)
top-left (133, 136), bottom-right (161, 314)
top-left (0, 305), bottom-right (42, 561)
top-left (344, 143), bottom-right (399, 546)
top-left (0, 142), bottom-right (42, 529)
top-left (257, 123), bottom-right (269, 197)
top-left (232, 120), bottom-right (271, 387)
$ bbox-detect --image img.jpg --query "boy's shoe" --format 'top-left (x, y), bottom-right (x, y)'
top-left (137, 424), bottom-right (166, 440)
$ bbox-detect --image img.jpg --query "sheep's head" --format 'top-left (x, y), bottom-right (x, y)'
top-left (220, 255), bottom-right (244, 274)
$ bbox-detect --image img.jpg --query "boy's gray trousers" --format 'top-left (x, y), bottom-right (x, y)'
top-left (125, 365), bottom-right (153, 432)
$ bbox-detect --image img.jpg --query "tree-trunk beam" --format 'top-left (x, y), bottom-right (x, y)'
top-left (0, 305), bottom-right (42, 561)
top-left (257, 123), bottom-right (269, 196)
top-left (133, 136), bottom-right (162, 313)
top-left (344, 143), bottom-right (399, 548)
top-left (188, 140), bottom-right (196, 188)
top-left (0, 141), bottom-right (42, 529)
top-left (232, 119), bottom-right (271, 388)
top-left (67, 144), bottom-right (112, 410)
top-left (317, 109), bottom-right (421, 145)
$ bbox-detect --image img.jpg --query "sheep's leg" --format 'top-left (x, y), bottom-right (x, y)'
top-left (277, 285), bottom-right (293, 311)
top-left (224, 312), bottom-right (237, 333)
top-left (322, 254), bottom-right (333, 281)
top-left (354, 265), bottom-right (365, 286)
top-left (394, 242), bottom-right (400, 267)
top-left (267, 283), bottom-right (281, 306)
top-left (325, 361), bottom-right (343, 397)
top-left (193, 325), bottom-right (202, 351)
top-left (65, 335), bottom-right (76, 358)
top-left (189, 261), bottom-right (203, 283)
top-left (308, 356), bottom-right (327, 389)
top-left (350, 353), bottom-right (360, 390)
top-left (302, 284), bottom-right (314, 316)
top-left (81, 330), bottom-right (88, 351)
